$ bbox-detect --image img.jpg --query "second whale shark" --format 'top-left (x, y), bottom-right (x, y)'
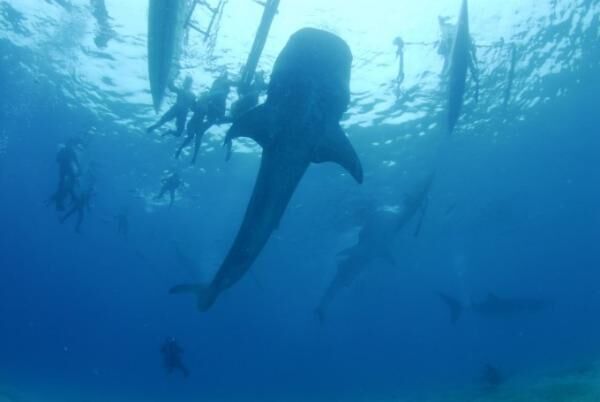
top-left (171, 28), bottom-right (363, 311)
top-left (315, 174), bottom-right (434, 322)
top-left (437, 291), bottom-right (552, 323)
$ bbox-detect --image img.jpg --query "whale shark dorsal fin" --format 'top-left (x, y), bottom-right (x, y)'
top-left (312, 124), bottom-right (363, 183)
top-left (225, 104), bottom-right (272, 148)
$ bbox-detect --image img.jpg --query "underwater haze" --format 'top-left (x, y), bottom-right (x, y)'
top-left (1, 0), bottom-right (600, 401)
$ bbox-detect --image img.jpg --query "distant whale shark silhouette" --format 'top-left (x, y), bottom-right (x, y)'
top-left (447, 0), bottom-right (478, 135)
top-left (437, 291), bottom-right (551, 323)
top-left (171, 28), bottom-right (363, 311)
top-left (315, 175), bottom-right (434, 322)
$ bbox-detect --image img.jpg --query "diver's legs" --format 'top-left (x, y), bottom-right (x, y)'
top-left (60, 205), bottom-right (78, 224)
top-left (191, 132), bottom-right (203, 165)
top-left (147, 107), bottom-right (178, 133)
top-left (173, 112), bottom-right (187, 137)
top-left (175, 130), bottom-right (195, 159)
top-left (169, 189), bottom-right (175, 207)
top-left (162, 111), bottom-right (188, 137)
top-left (191, 123), bottom-right (210, 165)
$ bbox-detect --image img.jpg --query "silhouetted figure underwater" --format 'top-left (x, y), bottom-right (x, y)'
top-left (230, 70), bottom-right (268, 121)
top-left (206, 70), bottom-right (234, 125)
top-left (155, 172), bottom-right (182, 207)
top-left (60, 187), bottom-right (95, 233)
top-left (175, 71), bottom-right (236, 164)
top-left (175, 93), bottom-right (211, 164)
top-left (47, 138), bottom-right (81, 211)
top-left (480, 364), bottom-right (504, 391)
top-left (161, 337), bottom-right (189, 378)
top-left (393, 37), bottom-right (405, 97)
top-left (147, 76), bottom-right (195, 137)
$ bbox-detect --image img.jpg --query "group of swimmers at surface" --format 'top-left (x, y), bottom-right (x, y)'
top-left (146, 69), bottom-right (267, 165)
top-left (44, 13), bottom-right (480, 233)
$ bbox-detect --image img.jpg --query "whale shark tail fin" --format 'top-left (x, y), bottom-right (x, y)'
top-left (436, 291), bottom-right (463, 324)
top-left (169, 283), bottom-right (216, 312)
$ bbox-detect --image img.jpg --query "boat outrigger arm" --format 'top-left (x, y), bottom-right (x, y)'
top-left (185, 0), bottom-right (227, 42)
top-left (238, 0), bottom-right (280, 93)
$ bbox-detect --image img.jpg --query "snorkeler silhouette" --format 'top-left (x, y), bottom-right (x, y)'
top-left (176, 71), bottom-right (236, 164)
top-left (47, 138), bottom-right (81, 211)
top-left (147, 76), bottom-right (195, 137)
top-left (175, 92), bottom-right (211, 164)
top-left (230, 70), bottom-right (268, 121)
top-left (161, 337), bottom-right (189, 378)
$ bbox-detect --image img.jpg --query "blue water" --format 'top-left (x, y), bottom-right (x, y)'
top-left (1, 1), bottom-right (599, 401)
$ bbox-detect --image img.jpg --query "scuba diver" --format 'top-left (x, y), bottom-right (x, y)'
top-left (175, 71), bottom-right (236, 164)
top-left (60, 186), bottom-right (95, 233)
top-left (161, 337), bottom-right (189, 378)
top-left (147, 76), bottom-right (195, 137)
top-left (155, 172), bottom-right (182, 207)
top-left (48, 138), bottom-right (81, 211)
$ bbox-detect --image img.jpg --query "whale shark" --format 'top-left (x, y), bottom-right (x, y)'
top-left (315, 175), bottom-right (434, 322)
top-left (171, 28), bottom-right (363, 311)
top-left (447, 0), bottom-right (479, 135)
top-left (437, 291), bottom-right (551, 323)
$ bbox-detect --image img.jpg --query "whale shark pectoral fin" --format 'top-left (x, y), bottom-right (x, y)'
top-left (312, 124), bottom-right (363, 184)
top-left (225, 104), bottom-right (271, 148)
